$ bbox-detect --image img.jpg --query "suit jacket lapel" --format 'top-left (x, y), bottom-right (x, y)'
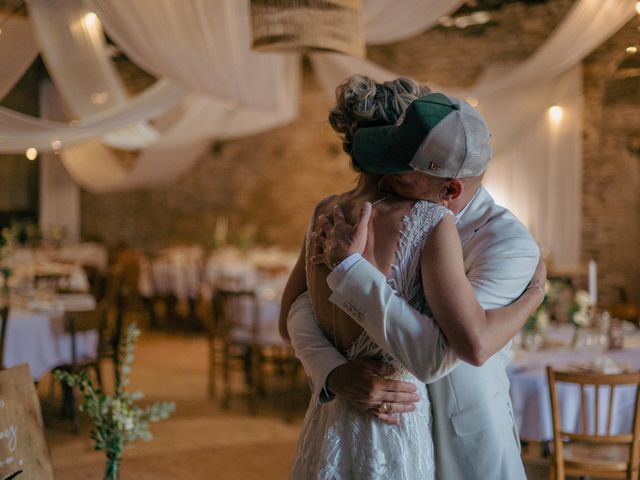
top-left (456, 186), bottom-right (495, 248)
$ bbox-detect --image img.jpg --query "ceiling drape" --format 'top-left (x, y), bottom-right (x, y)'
top-left (2, 0), bottom-right (300, 192)
top-left (0, 14), bottom-right (39, 100)
top-left (0, 79), bottom-right (184, 152)
top-left (362, 0), bottom-right (463, 45)
top-left (28, 0), bottom-right (162, 149)
top-left (88, 0), bottom-right (290, 112)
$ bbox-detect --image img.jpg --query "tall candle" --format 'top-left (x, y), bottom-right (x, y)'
top-left (588, 259), bottom-right (597, 306)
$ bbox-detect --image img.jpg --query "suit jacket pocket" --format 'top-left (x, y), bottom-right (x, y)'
top-left (449, 404), bottom-right (494, 437)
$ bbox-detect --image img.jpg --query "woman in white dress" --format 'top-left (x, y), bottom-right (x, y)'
top-left (280, 75), bottom-right (544, 479)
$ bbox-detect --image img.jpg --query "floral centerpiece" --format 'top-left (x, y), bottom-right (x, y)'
top-left (55, 324), bottom-right (175, 480)
top-left (570, 289), bottom-right (593, 348)
top-left (524, 304), bottom-right (550, 334)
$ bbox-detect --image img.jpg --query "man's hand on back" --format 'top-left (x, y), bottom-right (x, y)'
top-left (311, 202), bottom-right (372, 270)
top-left (326, 358), bottom-right (420, 426)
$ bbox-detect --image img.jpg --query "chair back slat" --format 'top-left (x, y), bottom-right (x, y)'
top-left (0, 307), bottom-right (8, 370)
top-left (606, 385), bottom-right (615, 436)
top-left (632, 382), bottom-right (640, 479)
top-left (546, 366), bottom-right (640, 480)
top-left (213, 289), bottom-right (258, 342)
top-left (580, 384), bottom-right (587, 433)
top-left (594, 384), bottom-right (599, 435)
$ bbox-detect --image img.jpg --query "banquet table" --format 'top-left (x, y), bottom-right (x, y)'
top-left (508, 323), bottom-right (640, 441)
top-left (4, 294), bottom-right (98, 380)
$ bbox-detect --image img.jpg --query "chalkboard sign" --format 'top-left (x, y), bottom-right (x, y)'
top-left (0, 364), bottom-right (54, 480)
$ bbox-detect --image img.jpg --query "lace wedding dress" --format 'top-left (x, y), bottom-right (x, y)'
top-left (289, 200), bottom-right (452, 480)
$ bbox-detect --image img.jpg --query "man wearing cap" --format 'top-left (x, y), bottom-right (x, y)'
top-left (288, 93), bottom-right (540, 479)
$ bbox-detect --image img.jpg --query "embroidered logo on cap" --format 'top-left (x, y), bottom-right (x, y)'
top-left (428, 161), bottom-right (441, 171)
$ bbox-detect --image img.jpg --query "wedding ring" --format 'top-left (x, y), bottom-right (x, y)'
top-left (378, 402), bottom-right (391, 414)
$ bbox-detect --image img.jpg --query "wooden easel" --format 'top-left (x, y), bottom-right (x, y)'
top-left (0, 364), bottom-right (54, 479)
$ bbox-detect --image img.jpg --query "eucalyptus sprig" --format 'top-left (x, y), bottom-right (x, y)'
top-left (55, 323), bottom-right (175, 480)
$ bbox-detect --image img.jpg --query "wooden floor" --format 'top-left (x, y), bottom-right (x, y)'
top-left (40, 330), bottom-right (557, 479)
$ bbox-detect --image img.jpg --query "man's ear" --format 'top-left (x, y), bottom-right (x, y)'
top-left (442, 179), bottom-right (464, 203)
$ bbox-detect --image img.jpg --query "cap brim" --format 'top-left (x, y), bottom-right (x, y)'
top-left (353, 125), bottom-right (414, 175)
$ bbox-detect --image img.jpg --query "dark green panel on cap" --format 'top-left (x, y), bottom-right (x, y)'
top-left (353, 92), bottom-right (458, 175)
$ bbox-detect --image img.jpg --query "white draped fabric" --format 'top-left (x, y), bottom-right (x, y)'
top-left (0, 15), bottom-right (39, 100)
top-left (60, 54), bottom-right (300, 193)
top-left (482, 66), bottom-right (583, 269)
top-left (472, 0), bottom-right (637, 97)
top-left (0, 79), bottom-right (184, 152)
top-left (57, 0), bottom-right (301, 192)
top-left (363, 0), bottom-right (463, 45)
top-left (88, 0), bottom-right (291, 112)
top-left (28, 0), bottom-right (160, 149)
top-left (0, 0), bottom-right (300, 191)
top-left (39, 81), bottom-right (81, 242)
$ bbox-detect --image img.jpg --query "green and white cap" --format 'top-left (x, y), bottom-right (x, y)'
top-left (353, 93), bottom-right (492, 178)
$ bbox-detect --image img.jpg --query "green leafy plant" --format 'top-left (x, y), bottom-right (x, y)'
top-left (55, 324), bottom-right (175, 480)
top-left (523, 282), bottom-right (550, 333)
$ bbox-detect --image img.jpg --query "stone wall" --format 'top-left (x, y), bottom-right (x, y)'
top-left (582, 20), bottom-right (640, 306)
top-left (81, 1), bottom-right (640, 304)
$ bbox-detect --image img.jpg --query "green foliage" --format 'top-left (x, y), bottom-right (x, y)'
top-left (54, 324), bottom-right (175, 478)
top-left (524, 284), bottom-right (550, 332)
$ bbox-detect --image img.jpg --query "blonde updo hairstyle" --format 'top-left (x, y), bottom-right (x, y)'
top-left (328, 75), bottom-right (430, 171)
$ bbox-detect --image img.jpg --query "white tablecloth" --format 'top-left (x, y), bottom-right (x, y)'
top-left (229, 297), bottom-right (284, 346)
top-left (508, 324), bottom-right (640, 441)
top-left (4, 294), bottom-right (98, 380)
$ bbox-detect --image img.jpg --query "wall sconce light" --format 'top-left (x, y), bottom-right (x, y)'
top-left (548, 105), bottom-right (563, 123)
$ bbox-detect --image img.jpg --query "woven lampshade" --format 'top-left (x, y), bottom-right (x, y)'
top-left (250, 0), bottom-right (365, 58)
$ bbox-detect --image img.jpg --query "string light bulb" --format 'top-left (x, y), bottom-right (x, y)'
top-left (84, 12), bottom-right (99, 29)
top-left (51, 139), bottom-right (62, 151)
top-left (636, 1), bottom-right (640, 14)
top-left (548, 105), bottom-right (563, 123)
top-left (626, 46), bottom-right (638, 55)
top-left (25, 147), bottom-right (38, 161)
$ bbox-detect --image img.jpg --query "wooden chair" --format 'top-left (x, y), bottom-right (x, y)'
top-left (0, 306), bottom-right (8, 369)
top-left (209, 289), bottom-right (300, 420)
top-left (546, 366), bottom-right (640, 479)
top-left (55, 270), bottom-right (124, 433)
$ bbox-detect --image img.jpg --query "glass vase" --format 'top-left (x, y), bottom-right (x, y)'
top-left (522, 331), bottom-right (543, 352)
top-left (570, 325), bottom-right (582, 350)
top-left (104, 454), bottom-right (121, 480)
